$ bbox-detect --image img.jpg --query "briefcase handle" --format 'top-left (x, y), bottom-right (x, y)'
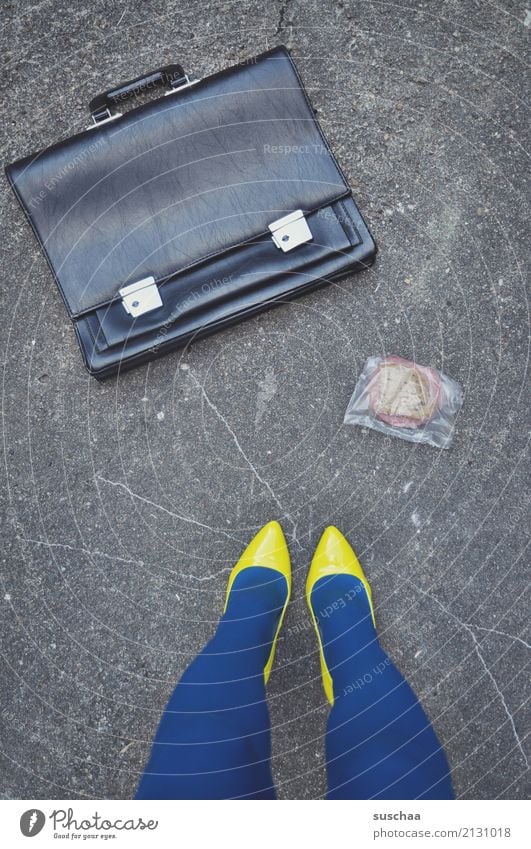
top-left (89, 63), bottom-right (191, 125)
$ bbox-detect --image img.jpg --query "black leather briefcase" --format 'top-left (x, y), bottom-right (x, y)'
top-left (6, 46), bottom-right (376, 379)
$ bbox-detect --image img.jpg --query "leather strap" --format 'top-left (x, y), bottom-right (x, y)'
top-left (89, 64), bottom-right (188, 123)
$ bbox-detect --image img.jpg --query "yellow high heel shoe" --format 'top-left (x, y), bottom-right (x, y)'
top-left (306, 526), bottom-right (376, 705)
top-left (223, 520), bottom-right (291, 684)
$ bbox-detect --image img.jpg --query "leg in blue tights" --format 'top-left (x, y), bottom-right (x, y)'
top-left (311, 574), bottom-right (454, 799)
top-left (135, 567), bottom-right (288, 799)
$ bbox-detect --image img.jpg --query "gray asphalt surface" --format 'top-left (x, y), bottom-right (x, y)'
top-left (1, 0), bottom-right (529, 799)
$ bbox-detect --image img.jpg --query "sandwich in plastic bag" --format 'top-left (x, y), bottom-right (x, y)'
top-left (344, 356), bottom-right (463, 448)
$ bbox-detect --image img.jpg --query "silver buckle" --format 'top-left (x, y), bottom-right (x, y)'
top-left (268, 210), bottom-right (312, 252)
top-left (164, 75), bottom-right (201, 95)
top-left (119, 276), bottom-right (163, 317)
top-left (87, 108), bottom-right (123, 130)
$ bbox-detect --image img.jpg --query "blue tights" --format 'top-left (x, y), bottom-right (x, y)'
top-left (135, 568), bottom-right (453, 799)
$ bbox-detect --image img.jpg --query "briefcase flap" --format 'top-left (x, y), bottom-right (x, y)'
top-left (6, 47), bottom-right (351, 319)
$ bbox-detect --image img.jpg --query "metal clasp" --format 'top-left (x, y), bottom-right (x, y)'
top-left (87, 108), bottom-right (123, 130)
top-left (164, 75), bottom-right (201, 95)
top-left (268, 210), bottom-right (312, 252)
top-left (119, 276), bottom-right (163, 317)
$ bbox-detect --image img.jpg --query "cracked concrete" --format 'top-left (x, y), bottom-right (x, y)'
top-left (1, 0), bottom-right (529, 800)
top-left (190, 370), bottom-right (302, 546)
top-left (395, 567), bottom-right (529, 771)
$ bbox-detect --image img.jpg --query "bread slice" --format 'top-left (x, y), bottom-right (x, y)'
top-left (370, 357), bottom-right (441, 428)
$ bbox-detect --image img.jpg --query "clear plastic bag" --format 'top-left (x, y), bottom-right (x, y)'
top-left (344, 356), bottom-right (463, 448)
